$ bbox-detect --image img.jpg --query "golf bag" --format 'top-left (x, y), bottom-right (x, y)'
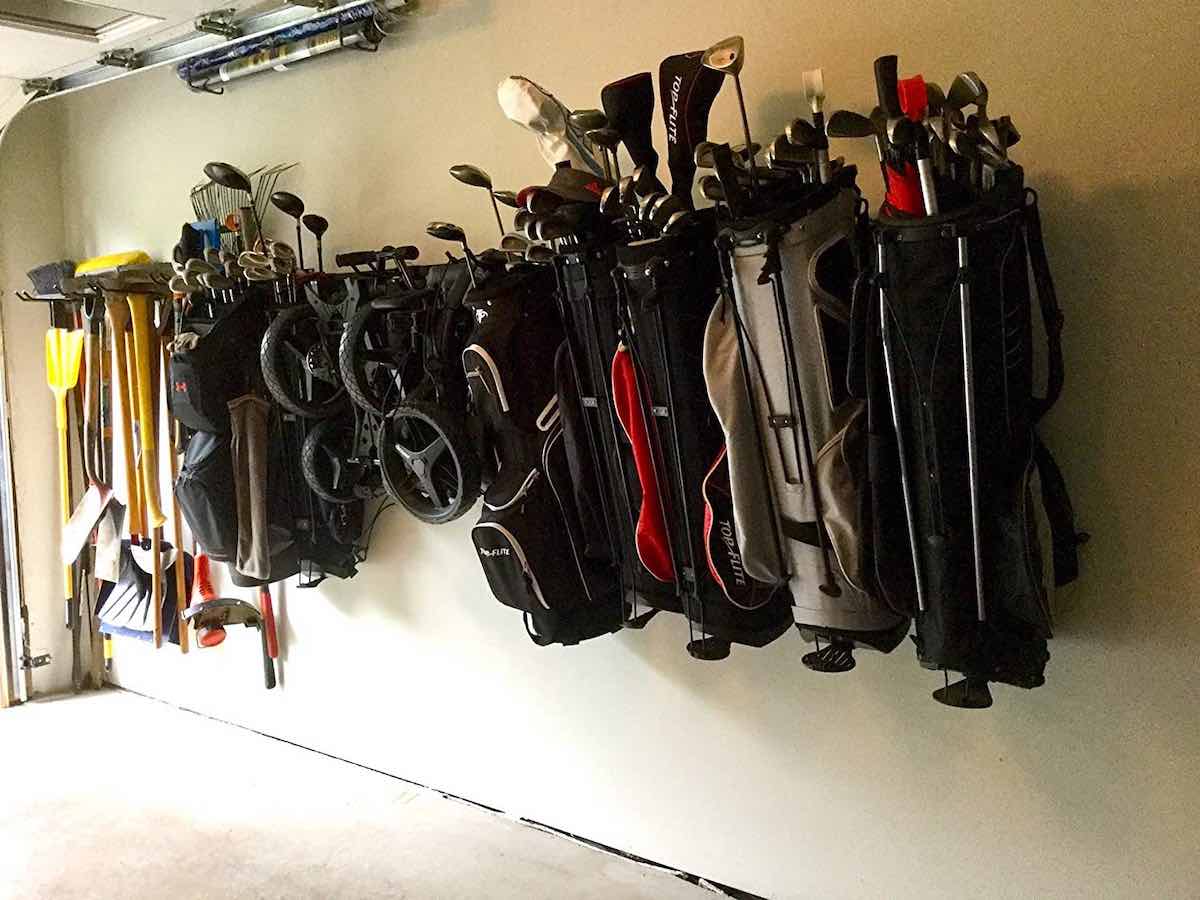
top-left (865, 168), bottom-right (1081, 695)
top-left (709, 172), bottom-right (910, 664)
top-left (465, 266), bottom-right (625, 645)
top-left (610, 221), bottom-right (795, 657)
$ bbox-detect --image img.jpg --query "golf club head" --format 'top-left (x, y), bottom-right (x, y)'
top-left (301, 214), bottom-right (329, 239)
top-left (449, 164), bottom-right (493, 190)
top-left (239, 251), bottom-right (269, 268)
top-left (244, 266), bottom-right (276, 283)
top-left (731, 141), bottom-right (761, 167)
top-left (702, 35), bottom-right (745, 77)
top-left (995, 115), bottom-right (1021, 149)
top-left (947, 71), bottom-right (987, 113)
top-left (587, 127), bottom-right (621, 151)
top-left (184, 258), bottom-right (217, 277)
top-left (426, 221), bottom-right (467, 244)
top-left (887, 116), bottom-right (921, 146)
top-left (925, 82), bottom-right (946, 117)
top-left (600, 184), bottom-right (623, 218)
top-left (536, 218), bottom-right (573, 241)
top-left (168, 274), bottom-right (197, 294)
top-left (525, 188), bottom-right (563, 216)
top-left (499, 233), bottom-right (530, 253)
top-left (270, 191), bottom-right (304, 219)
top-left (203, 247), bottom-right (222, 266)
top-left (631, 164), bottom-right (658, 197)
top-left (493, 190), bottom-right (519, 208)
top-left (200, 272), bottom-right (235, 291)
top-left (514, 209), bottom-right (535, 233)
top-left (650, 194), bottom-right (687, 227)
top-left (786, 118), bottom-right (819, 147)
top-left (638, 193), bottom-right (662, 222)
top-left (693, 141), bottom-right (718, 170)
top-left (801, 68), bottom-right (825, 113)
top-left (266, 240), bottom-right (295, 261)
top-left (203, 161), bottom-right (252, 194)
top-left (569, 108), bottom-right (609, 133)
top-left (699, 174), bottom-right (725, 202)
top-left (826, 110), bottom-right (877, 139)
top-left (525, 244), bottom-right (555, 264)
top-left (662, 209), bottom-right (692, 235)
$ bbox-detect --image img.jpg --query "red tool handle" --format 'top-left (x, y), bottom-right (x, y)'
top-left (259, 586), bottom-right (278, 659)
top-left (194, 554), bottom-right (226, 648)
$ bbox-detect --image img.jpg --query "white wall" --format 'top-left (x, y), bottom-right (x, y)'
top-left (2, 1), bottom-right (1199, 896)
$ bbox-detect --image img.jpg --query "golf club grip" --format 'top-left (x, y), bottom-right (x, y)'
top-left (874, 55), bottom-right (901, 118)
top-left (260, 587), bottom-right (278, 659)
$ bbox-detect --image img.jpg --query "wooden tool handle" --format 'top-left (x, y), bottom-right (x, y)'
top-left (161, 339), bottom-right (189, 655)
top-left (126, 294), bottom-right (165, 527)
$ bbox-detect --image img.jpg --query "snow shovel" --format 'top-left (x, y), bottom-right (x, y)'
top-left (46, 327), bottom-right (85, 626)
top-left (60, 296), bottom-right (117, 567)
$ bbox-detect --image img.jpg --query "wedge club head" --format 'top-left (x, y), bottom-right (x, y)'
top-left (702, 34), bottom-right (745, 78)
top-left (826, 110), bottom-right (877, 139)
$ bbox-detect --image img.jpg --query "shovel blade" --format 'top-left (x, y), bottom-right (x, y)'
top-left (60, 485), bottom-right (114, 565)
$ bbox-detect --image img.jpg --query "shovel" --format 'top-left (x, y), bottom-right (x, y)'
top-left (60, 297), bottom-right (117, 566)
top-left (46, 327), bottom-right (85, 626)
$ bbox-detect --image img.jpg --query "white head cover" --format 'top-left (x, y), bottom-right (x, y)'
top-left (497, 76), bottom-right (605, 176)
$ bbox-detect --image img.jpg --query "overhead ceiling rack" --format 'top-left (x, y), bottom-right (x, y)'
top-left (22, 1), bottom-right (409, 100)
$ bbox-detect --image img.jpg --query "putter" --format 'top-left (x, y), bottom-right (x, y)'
top-left (450, 164), bottom-right (505, 239)
top-left (801, 68), bottom-right (830, 182)
top-left (702, 35), bottom-right (760, 192)
top-left (270, 191), bottom-right (306, 269)
top-left (569, 109), bottom-right (611, 176)
top-left (302, 214), bottom-right (329, 273)
top-left (587, 127), bottom-right (623, 180)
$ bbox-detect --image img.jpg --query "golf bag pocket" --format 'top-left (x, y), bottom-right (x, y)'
top-left (168, 297), bottom-right (262, 433)
top-left (174, 430), bottom-right (238, 561)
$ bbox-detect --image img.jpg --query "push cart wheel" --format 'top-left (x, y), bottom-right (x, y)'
top-left (339, 304), bottom-right (423, 415)
top-left (261, 305), bottom-right (348, 419)
top-left (301, 415), bottom-right (365, 504)
top-left (379, 400), bottom-right (481, 525)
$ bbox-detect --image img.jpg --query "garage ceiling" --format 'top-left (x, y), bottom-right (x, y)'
top-left (0, 1), bottom-right (259, 80)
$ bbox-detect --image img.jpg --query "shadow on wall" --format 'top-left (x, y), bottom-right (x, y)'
top-left (1033, 172), bottom-right (1200, 648)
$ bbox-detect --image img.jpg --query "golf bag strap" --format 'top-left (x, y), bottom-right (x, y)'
top-left (780, 516), bottom-right (823, 550)
top-left (1033, 435), bottom-right (1083, 586)
top-left (1023, 190), bottom-right (1065, 421)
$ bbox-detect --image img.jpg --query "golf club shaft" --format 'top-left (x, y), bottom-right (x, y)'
top-left (294, 221), bottom-right (305, 270)
top-left (958, 236), bottom-right (985, 621)
top-left (878, 241), bottom-right (926, 612)
top-left (732, 76), bottom-right (760, 191)
top-left (488, 192), bottom-right (505, 241)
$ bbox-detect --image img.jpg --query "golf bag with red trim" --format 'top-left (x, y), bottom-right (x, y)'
top-left (464, 266), bottom-right (626, 645)
top-left (707, 171), bottom-right (911, 669)
top-left (863, 167), bottom-right (1082, 702)
top-left (610, 222), bottom-right (795, 658)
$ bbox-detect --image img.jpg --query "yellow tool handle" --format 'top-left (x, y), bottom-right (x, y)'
top-left (151, 527), bottom-right (163, 648)
top-left (110, 318), bottom-right (142, 534)
top-left (57, 399), bottom-right (73, 601)
top-left (126, 294), bottom-right (165, 528)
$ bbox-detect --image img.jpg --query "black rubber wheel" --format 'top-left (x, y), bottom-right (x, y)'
top-left (261, 305), bottom-right (349, 419)
top-left (379, 400), bottom-right (481, 525)
top-left (338, 303), bottom-right (423, 415)
top-left (300, 416), bottom-right (364, 504)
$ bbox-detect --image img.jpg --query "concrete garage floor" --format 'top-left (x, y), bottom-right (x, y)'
top-left (1, 690), bottom-right (716, 900)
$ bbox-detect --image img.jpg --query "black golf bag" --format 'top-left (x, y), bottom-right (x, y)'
top-left (465, 266), bottom-right (626, 645)
top-left (607, 220), bottom-right (795, 658)
top-left (864, 168), bottom-right (1081, 700)
top-left (708, 171), bottom-right (911, 669)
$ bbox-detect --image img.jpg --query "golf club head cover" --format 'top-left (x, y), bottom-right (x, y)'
top-left (897, 75), bottom-right (928, 122)
top-left (498, 76), bottom-right (606, 177)
top-left (659, 51), bottom-right (725, 205)
top-left (601, 73), bottom-right (661, 175)
top-left (611, 344), bottom-right (674, 583)
top-left (883, 162), bottom-right (924, 216)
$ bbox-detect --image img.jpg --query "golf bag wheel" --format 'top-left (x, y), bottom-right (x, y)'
top-left (261, 305), bottom-right (349, 419)
top-left (300, 416), bottom-right (364, 504)
top-left (339, 303), bottom-right (423, 416)
top-left (801, 640), bottom-right (857, 673)
top-left (379, 400), bottom-right (481, 525)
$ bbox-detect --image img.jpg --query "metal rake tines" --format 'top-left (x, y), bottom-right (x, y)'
top-left (253, 163), bottom-right (298, 224)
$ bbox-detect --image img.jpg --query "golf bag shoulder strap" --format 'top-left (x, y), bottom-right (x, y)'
top-left (1033, 434), bottom-right (1083, 587)
top-left (1023, 189), bottom-right (1065, 421)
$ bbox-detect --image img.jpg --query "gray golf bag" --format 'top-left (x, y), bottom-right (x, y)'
top-left (706, 171), bottom-right (911, 670)
top-left (865, 167), bottom-right (1082, 705)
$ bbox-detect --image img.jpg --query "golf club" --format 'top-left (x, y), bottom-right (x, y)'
top-left (702, 35), bottom-right (760, 192)
top-left (302, 214), bottom-right (329, 273)
top-left (270, 191), bottom-right (306, 269)
top-left (801, 68), bottom-right (830, 182)
top-left (450, 164), bottom-right (506, 239)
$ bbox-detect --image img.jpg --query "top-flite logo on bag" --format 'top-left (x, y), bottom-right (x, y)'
top-left (718, 519), bottom-right (747, 588)
top-left (479, 546), bottom-right (511, 558)
top-left (666, 75), bottom-right (682, 145)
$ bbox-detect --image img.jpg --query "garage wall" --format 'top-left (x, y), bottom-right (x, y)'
top-left (2, 1), bottom-right (1199, 896)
